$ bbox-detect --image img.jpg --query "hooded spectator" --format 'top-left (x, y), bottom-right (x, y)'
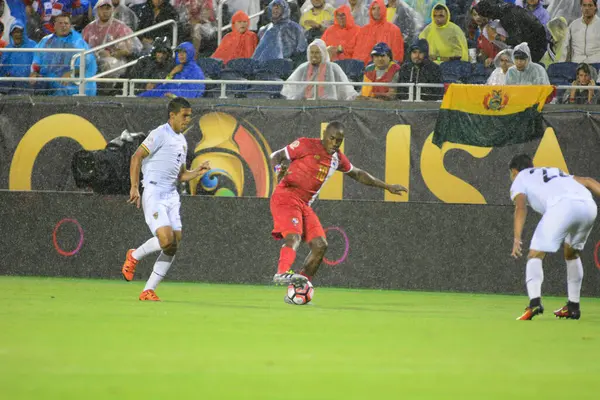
top-left (486, 48), bottom-right (513, 84)
top-left (211, 10), bottom-right (258, 64)
top-left (398, 38), bottom-right (442, 100)
top-left (321, 4), bottom-right (360, 60)
top-left (0, 20), bottom-right (37, 91)
top-left (419, 3), bottom-right (468, 64)
top-left (505, 42), bottom-right (550, 84)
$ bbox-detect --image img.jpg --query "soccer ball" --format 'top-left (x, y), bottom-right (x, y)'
top-left (286, 281), bottom-right (314, 305)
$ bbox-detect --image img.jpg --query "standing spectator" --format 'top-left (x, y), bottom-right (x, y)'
top-left (470, 7), bottom-right (501, 67)
top-left (30, 13), bottom-right (97, 95)
top-left (475, 0), bottom-right (547, 62)
top-left (359, 41), bottom-right (401, 100)
top-left (505, 42), bottom-right (550, 84)
top-left (137, 0), bottom-right (178, 45)
top-left (138, 41), bottom-right (205, 97)
top-left (128, 35), bottom-right (174, 90)
top-left (559, 0), bottom-right (600, 64)
top-left (321, 4), bottom-right (360, 61)
top-left (299, 0), bottom-right (335, 40)
top-left (211, 10), bottom-right (258, 64)
top-left (253, 0), bottom-right (307, 62)
top-left (83, 0), bottom-right (141, 77)
top-left (404, 0), bottom-right (445, 25)
top-left (352, 0), bottom-right (404, 65)
top-left (111, 0), bottom-right (138, 30)
top-left (281, 38), bottom-right (357, 100)
top-left (540, 16), bottom-right (567, 68)
top-left (563, 63), bottom-right (598, 104)
top-left (419, 3), bottom-right (468, 64)
top-left (0, 20), bottom-right (37, 92)
top-left (517, 0), bottom-right (550, 26)
top-left (398, 38), bottom-right (443, 100)
top-left (486, 48), bottom-right (514, 84)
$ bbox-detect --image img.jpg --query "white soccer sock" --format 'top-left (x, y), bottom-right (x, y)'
top-left (143, 252), bottom-right (174, 291)
top-left (525, 258), bottom-right (544, 300)
top-left (132, 237), bottom-right (161, 260)
top-left (566, 258), bottom-right (584, 303)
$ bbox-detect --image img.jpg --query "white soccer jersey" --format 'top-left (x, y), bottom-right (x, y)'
top-left (140, 123), bottom-right (188, 190)
top-left (510, 167), bottom-right (593, 214)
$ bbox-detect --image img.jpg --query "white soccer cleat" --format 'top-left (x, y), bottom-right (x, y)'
top-left (273, 270), bottom-right (308, 286)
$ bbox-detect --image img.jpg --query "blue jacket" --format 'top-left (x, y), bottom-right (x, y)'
top-left (139, 42), bottom-right (205, 98)
top-left (0, 21), bottom-right (37, 79)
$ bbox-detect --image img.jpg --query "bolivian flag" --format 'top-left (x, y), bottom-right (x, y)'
top-left (433, 84), bottom-right (554, 148)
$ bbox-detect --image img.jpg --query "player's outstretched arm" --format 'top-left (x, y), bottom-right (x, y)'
top-left (574, 176), bottom-right (600, 198)
top-left (128, 146), bottom-right (149, 208)
top-left (511, 193), bottom-right (528, 259)
top-left (179, 161), bottom-right (211, 182)
top-left (347, 167), bottom-right (408, 195)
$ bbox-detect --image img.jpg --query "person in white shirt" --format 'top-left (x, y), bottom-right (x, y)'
top-left (559, 0), bottom-right (600, 64)
top-left (121, 97), bottom-right (210, 301)
top-left (509, 154), bottom-right (600, 321)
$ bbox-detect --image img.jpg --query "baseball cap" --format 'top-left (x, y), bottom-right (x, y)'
top-left (371, 42), bottom-right (391, 56)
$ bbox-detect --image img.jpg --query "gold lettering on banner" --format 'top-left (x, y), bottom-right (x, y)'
top-left (319, 122), bottom-right (344, 200)
top-left (533, 128), bottom-right (569, 173)
top-left (385, 125), bottom-right (411, 202)
top-left (9, 114), bottom-right (107, 191)
top-left (421, 133), bottom-right (492, 204)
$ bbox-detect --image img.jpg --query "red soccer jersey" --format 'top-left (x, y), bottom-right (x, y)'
top-left (276, 137), bottom-right (353, 205)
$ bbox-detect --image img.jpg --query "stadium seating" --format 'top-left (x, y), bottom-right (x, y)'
top-left (334, 59), bottom-right (365, 82)
top-left (219, 70), bottom-right (251, 97)
top-left (547, 62), bottom-right (578, 85)
top-left (197, 58), bottom-right (223, 79)
top-left (224, 58), bottom-right (260, 79)
top-left (465, 62), bottom-right (492, 84)
top-left (440, 60), bottom-right (472, 83)
top-left (256, 59), bottom-right (294, 80)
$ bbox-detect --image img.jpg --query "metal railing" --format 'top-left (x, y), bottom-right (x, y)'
top-left (71, 19), bottom-right (179, 87)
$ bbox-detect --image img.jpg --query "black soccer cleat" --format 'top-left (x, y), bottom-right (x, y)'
top-left (554, 302), bottom-right (581, 320)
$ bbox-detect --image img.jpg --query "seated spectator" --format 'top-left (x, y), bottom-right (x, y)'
top-left (348, 0), bottom-right (369, 26)
top-left (398, 38), bottom-right (443, 100)
top-left (559, 0), bottom-right (600, 64)
top-left (359, 41), bottom-right (400, 100)
top-left (505, 42), bottom-right (550, 84)
top-left (111, 0), bottom-right (138, 30)
top-left (540, 16), bottom-right (567, 68)
top-left (419, 3), bottom-right (468, 64)
top-left (387, 0), bottom-right (424, 49)
top-left (404, 0), bottom-right (445, 25)
top-left (138, 41), bottom-right (205, 98)
top-left (211, 11), bottom-right (257, 65)
top-left (0, 20), bottom-right (37, 91)
top-left (83, 0), bottom-right (142, 77)
top-left (30, 13), bottom-right (97, 95)
top-left (475, 0), bottom-right (547, 62)
top-left (321, 4), bottom-right (360, 61)
top-left (253, 0), bottom-right (307, 62)
top-left (486, 48), bottom-right (514, 84)
top-left (281, 38), bottom-right (357, 100)
top-left (31, 0), bottom-right (73, 35)
top-left (172, 0), bottom-right (215, 57)
top-left (137, 0), bottom-right (178, 46)
top-left (563, 63), bottom-right (598, 104)
top-left (547, 0), bottom-right (581, 26)
top-left (352, 0), bottom-right (404, 65)
top-left (128, 36), bottom-right (174, 90)
top-left (299, 0), bottom-right (335, 41)
top-left (470, 6), bottom-right (500, 67)
top-left (516, 0), bottom-right (550, 26)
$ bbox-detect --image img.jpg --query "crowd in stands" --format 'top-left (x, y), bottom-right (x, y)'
top-left (0, 0), bottom-right (599, 103)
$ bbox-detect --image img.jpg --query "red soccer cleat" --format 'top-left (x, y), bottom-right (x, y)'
top-left (122, 249), bottom-right (138, 281)
top-left (139, 289), bottom-right (160, 301)
top-left (554, 304), bottom-right (581, 320)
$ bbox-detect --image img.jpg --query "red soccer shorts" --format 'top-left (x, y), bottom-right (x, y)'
top-left (270, 190), bottom-right (325, 243)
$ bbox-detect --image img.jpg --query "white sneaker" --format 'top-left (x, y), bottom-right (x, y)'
top-left (273, 270), bottom-right (308, 286)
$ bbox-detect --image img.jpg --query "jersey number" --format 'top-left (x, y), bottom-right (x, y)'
top-left (530, 168), bottom-right (568, 183)
top-left (316, 166), bottom-right (328, 182)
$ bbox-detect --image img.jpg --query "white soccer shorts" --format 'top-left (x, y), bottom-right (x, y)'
top-left (530, 198), bottom-right (597, 253)
top-left (142, 188), bottom-right (182, 235)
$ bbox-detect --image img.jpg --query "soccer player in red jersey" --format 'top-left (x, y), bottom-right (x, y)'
top-left (269, 121), bottom-right (408, 288)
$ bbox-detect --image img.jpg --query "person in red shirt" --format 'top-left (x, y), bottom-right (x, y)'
top-left (269, 121), bottom-right (407, 291)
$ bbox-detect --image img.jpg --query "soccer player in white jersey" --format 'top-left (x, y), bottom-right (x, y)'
top-left (509, 154), bottom-right (600, 320)
top-left (121, 97), bottom-right (210, 301)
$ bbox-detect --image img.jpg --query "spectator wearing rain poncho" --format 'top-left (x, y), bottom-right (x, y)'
top-left (211, 10), bottom-right (258, 65)
top-left (386, 0), bottom-right (424, 47)
top-left (347, 0), bottom-right (369, 26)
top-left (281, 38), bottom-right (358, 100)
top-left (321, 4), bottom-right (361, 60)
top-left (0, 20), bottom-right (37, 92)
top-left (253, 0), bottom-right (307, 62)
top-left (30, 13), bottom-right (97, 96)
top-left (539, 16), bottom-right (567, 68)
top-left (138, 41), bottom-right (205, 98)
top-left (419, 3), bottom-right (468, 64)
top-left (486, 48), bottom-right (513, 85)
top-left (404, 0), bottom-right (445, 25)
top-left (352, 0), bottom-right (405, 65)
top-left (83, 0), bottom-right (142, 77)
top-left (562, 62), bottom-right (598, 104)
top-left (505, 42), bottom-right (550, 84)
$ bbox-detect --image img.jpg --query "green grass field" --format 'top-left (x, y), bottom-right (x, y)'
top-left (1, 277), bottom-right (600, 399)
